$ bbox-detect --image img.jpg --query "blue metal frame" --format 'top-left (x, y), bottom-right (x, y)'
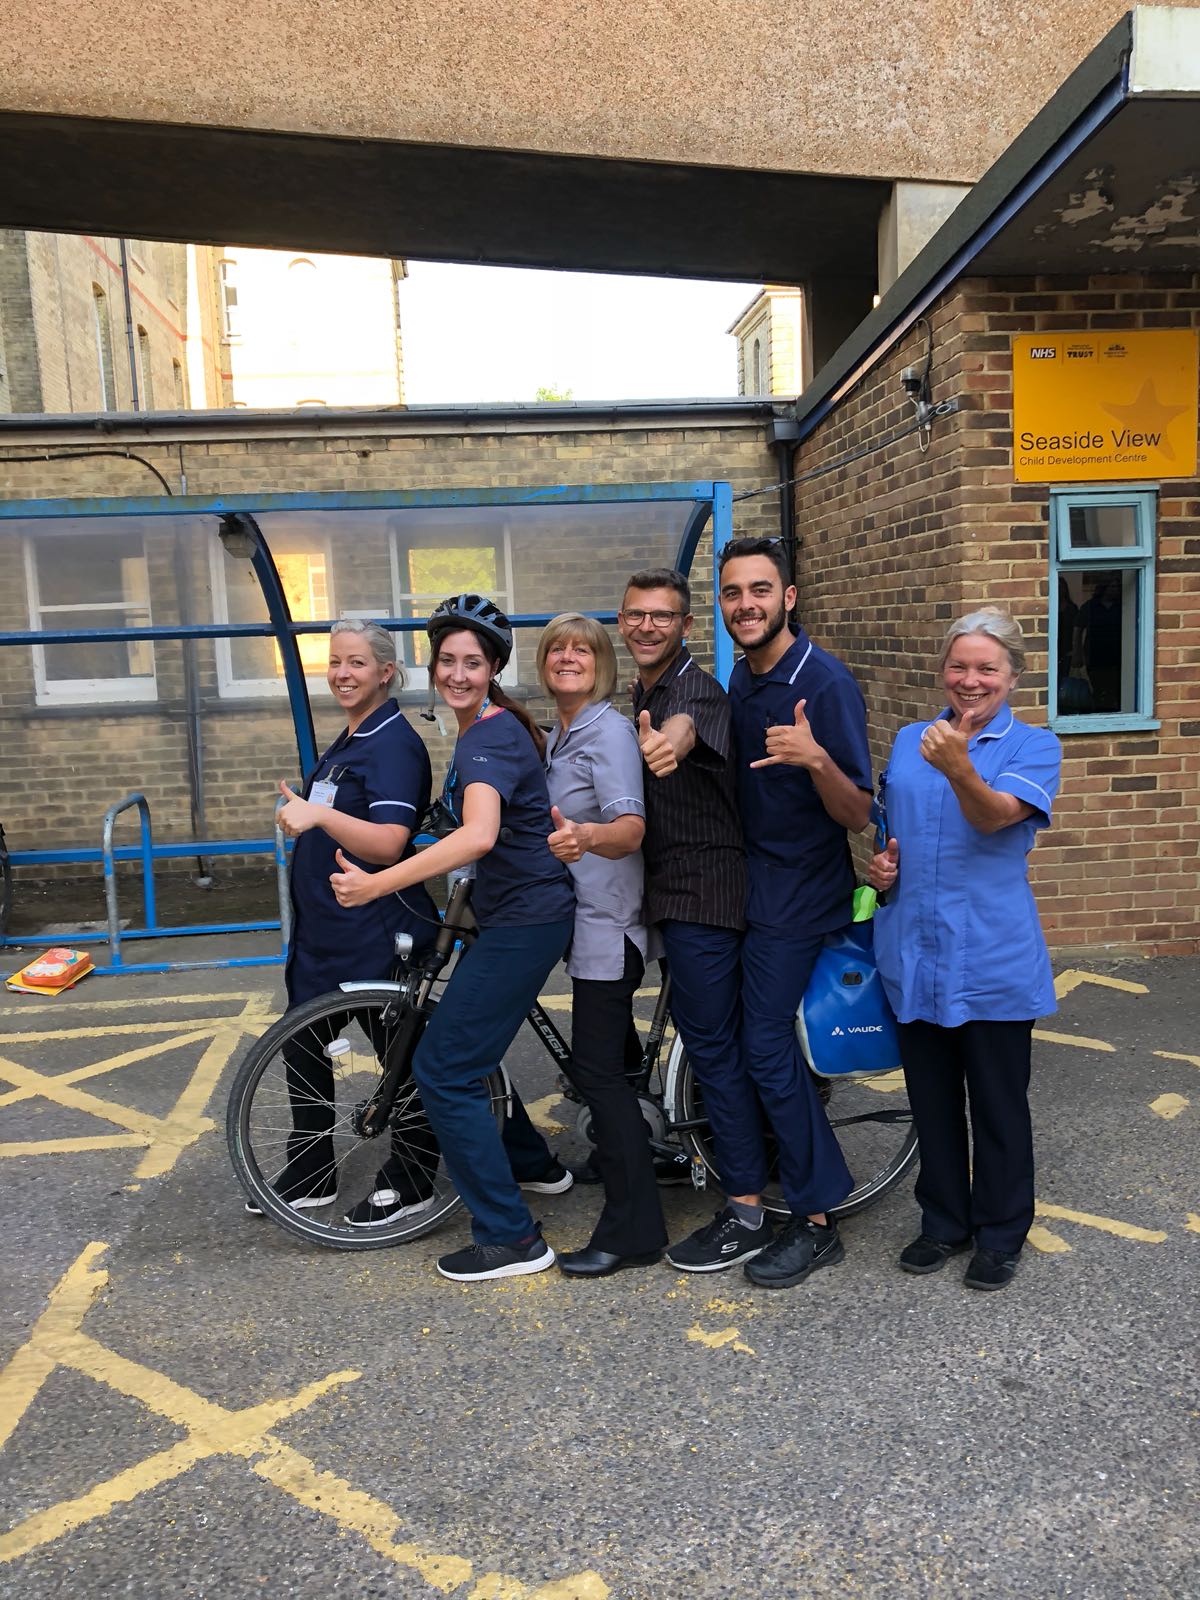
top-left (2, 479), bottom-right (730, 972)
top-left (1048, 487), bottom-right (1160, 734)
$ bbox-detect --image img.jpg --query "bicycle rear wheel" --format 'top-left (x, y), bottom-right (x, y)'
top-left (226, 986), bottom-right (509, 1250)
top-left (666, 1037), bottom-right (918, 1219)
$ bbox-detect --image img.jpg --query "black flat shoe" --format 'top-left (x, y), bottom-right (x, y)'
top-left (964, 1247), bottom-right (1020, 1291)
top-left (899, 1233), bottom-right (972, 1274)
top-left (557, 1246), bottom-right (663, 1277)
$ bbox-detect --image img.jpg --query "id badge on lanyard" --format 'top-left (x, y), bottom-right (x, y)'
top-left (309, 763), bottom-right (348, 809)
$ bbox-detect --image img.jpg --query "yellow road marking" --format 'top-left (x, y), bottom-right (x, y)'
top-left (686, 1324), bottom-right (755, 1357)
top-left (1032, 1028), bottom-right (1115, 1052)
top-left (0, 994), bottom-right (268, 1176)
top-left (0, 1134), bottom-right (146, 1158)
top-left (0, 1015), bottom-right (269, 1046)
top-left (1186, 1214), bottom-right (1200, 1235)
top-left (0, 990), bottom-right (270, 1018)
top-left (863, 1068), bottom-right (906, 1094)
top-left (1026, 1224), bottom-right (1072, 1254)
top-left (1155, 1049), bottom-right (1200, 1072)
top-left (524, 1095), bottom-right (568, 1136)
top-left (1053, 969), bottom-right (1149, 998)
top-left (1149, 1093), bottom-right (1189, 1120)
top-left (1034, 1201), bottom-right (1167, 1243)
top-left (0, 1246), bottom-right (609, 1597)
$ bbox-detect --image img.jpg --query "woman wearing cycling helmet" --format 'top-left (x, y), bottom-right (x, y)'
top-left (538, 613), bottom-right (666, 1276)
top-left (330, 595), bottom-right (576, 1282)
top-left (247, 618), bottom-right (440, 1223)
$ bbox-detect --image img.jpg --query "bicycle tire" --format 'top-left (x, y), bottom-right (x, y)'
top-left (226, 985), bottom-right (509, 1251)
top-left (665, 1036), bottom-right (918, 1220)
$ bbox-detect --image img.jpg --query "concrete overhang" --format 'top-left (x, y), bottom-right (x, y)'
top-left (0, 110), bottom-right (888, 285)
top-left (794, 6), bottom-right (1200, 430)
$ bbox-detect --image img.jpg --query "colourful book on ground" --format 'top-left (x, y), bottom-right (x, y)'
top-left (5, 947), bottom-right (95, 995)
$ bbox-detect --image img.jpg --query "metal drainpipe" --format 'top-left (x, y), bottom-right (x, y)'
top-left (117, 239), bottom-right (141, 411)
top-left (768, 416), bottom-right (802, 613)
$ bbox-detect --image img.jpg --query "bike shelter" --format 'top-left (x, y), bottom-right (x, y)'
top-left (0, 481), bottom-right (733, 975)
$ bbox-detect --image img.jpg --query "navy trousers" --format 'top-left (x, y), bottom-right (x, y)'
top-left (898, 1018), bottom-right (1035, 1254)
top-left (412, 919), bottom-right (573, 1246)
top-left (738, 924), bottom-right (854, 1216)
top-left (659, 919), bottom-right (757, 1195)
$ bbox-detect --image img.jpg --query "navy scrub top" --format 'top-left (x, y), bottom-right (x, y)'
top-left (728, 627), bottom-right (872, 934)
top-left (444, 709), bottom-right (575, 930)
top-left (288, 700), bottom-right (438, 1001)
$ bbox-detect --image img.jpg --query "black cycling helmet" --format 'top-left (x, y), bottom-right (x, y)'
top-left (425, 593), bottom-right (514, 671)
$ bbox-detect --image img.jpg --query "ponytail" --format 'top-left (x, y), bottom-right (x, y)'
top-left (489, 679), bottom-right (546, 760)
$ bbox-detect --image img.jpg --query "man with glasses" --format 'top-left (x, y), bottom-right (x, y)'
top-left (715, 535), bottom-right (872, 1288)
top-left (616, 568), bottom-right (751, 1271)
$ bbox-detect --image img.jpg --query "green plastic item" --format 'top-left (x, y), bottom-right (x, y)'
top-left (852, 884), bottom-right (877, 922)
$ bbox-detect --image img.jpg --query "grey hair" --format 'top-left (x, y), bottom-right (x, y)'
top-left (938, 607), bottom-right (1026, 675)
top-left (329, 617), bottom-right (405, 690)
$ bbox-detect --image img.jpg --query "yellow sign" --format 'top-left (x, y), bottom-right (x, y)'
top-left (1012, 329), bottom-right (1198, 482)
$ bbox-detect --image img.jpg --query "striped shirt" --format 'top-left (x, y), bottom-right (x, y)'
top-left (631, 646), bottom-right (746, 931)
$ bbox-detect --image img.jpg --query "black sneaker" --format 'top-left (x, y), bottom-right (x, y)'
top-left (963, 1247), bottom-right (1020, 1291)
top-left (744, 1216), bottom-right (844, 1288)
top-left (436, 1236), bottom-right (556, 1281)
top-left (665, 1207), bottom-right (771, 1273)
top-left (243, 1162), bottom-right (337, 1216)
top-left (344, 1189), bottom-right (437, 1228)
top-left (517, 1160), bottom-right (574, 1195)
top-left (899, 1234), bottom-right (972, 1274)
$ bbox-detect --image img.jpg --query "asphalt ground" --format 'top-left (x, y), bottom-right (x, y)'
top-left (0, 935), bottom-right (1197, 1600)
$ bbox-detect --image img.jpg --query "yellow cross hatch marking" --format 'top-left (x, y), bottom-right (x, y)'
top-left (0, 994), bottom-right (271, 1177)
top-left (0, 1246), bottom-right (609, 1598)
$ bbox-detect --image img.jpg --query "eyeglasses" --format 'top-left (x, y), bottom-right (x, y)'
top-left (619, 608), bottom-right (685, 628)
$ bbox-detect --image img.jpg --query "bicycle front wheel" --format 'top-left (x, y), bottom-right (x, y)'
top-left (226, 986), bottom-right (509, 1250)
top-left (666, 1037), bottom-right (918, 1220)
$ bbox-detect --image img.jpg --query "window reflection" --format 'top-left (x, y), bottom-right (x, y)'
top-left (1057, 568), bottom-right (1137, 715)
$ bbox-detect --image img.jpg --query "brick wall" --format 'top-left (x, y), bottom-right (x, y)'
top-left (794, 271), bottom-right (1200, 955)
top-left (0, 411), bottom-right (778, 884)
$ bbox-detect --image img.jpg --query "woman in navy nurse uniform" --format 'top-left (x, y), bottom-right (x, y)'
top-left (246, 618), bottom-right (440, 1224)
top-left (330, 595), bottom-right (576, 1283)
top-left (867, 608), bottom-right (1062, 1292)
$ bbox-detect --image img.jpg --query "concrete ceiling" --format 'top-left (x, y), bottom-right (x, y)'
top-left (0, 110), bottom-right (889, 285)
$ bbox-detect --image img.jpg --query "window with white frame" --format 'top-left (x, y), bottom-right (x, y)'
top-left (24, 527), bottom-right (156, 705)
top-left (218, 258), bottom-right (239, 340)
top-left (210, 528), bottom-right (333, 697)
top-left (389, 529), bottom-right (516, 689)
top-left (1049, 487), bottom-right (1157, 731)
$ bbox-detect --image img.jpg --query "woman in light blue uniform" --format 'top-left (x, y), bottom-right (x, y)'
top-left (868, 608), bottom-right (1061, 1292)
top-left (247, 618), bottom-right (439, 1222)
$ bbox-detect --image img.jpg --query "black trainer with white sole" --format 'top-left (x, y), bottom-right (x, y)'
top-left (744, 1216), bottom-right (844, 1288)
top-left (243, 1162), bottom-right (337, 1216)
top-left (665, 1206), bottom-right (772, 1273)
top-left (344, 1190), bottom-right (437, 1228)
top-left (517, 1161), bottom-right (574, 1195)
top-left (436, 1236), bottom-right (556, 1281)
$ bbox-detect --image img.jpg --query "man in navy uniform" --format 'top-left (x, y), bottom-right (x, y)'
top-left (713, 535), bottom-right (873, 1287)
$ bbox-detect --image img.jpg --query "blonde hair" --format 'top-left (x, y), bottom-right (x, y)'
top-left (939, 607), bottom-right (1026, 675)
top-left (536, 613), bottom-right (618, 703)
top-left (329, 617), bottom-right (404, 692)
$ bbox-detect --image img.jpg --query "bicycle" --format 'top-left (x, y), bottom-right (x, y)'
top-left (227, 876), bottom-right (918, 1250)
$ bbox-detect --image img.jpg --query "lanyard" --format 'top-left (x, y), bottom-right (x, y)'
top-left (441, 698), bottom-right (492, 818)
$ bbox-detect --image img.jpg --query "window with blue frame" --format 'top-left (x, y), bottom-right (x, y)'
top-left (1049, 487), bottom-right (1157, 732)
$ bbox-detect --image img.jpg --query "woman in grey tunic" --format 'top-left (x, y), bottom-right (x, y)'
top-left (538, 613), bottom-right (668, 1276)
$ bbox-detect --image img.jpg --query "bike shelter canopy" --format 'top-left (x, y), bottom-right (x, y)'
top-left (0, 482), bottom-right (732, 971)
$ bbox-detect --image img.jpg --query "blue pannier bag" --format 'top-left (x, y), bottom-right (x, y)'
top-left (796, 916), bottom-right (901, 1079)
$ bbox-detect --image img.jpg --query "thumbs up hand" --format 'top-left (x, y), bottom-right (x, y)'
top-left (638, 709), bottom-right (679, 778)
top-left (277, 778), bottom-right (319, 837)
top-left (920, 706), bottom-right (981, 778)
top-left (866, 836), bottom-right (900, 893)
top-left (548, 804), bottom-right (591, 864)
top-left (330, 847), bottom-right (376, 906)
top-left (750, 699), bottom-right (824, 770)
